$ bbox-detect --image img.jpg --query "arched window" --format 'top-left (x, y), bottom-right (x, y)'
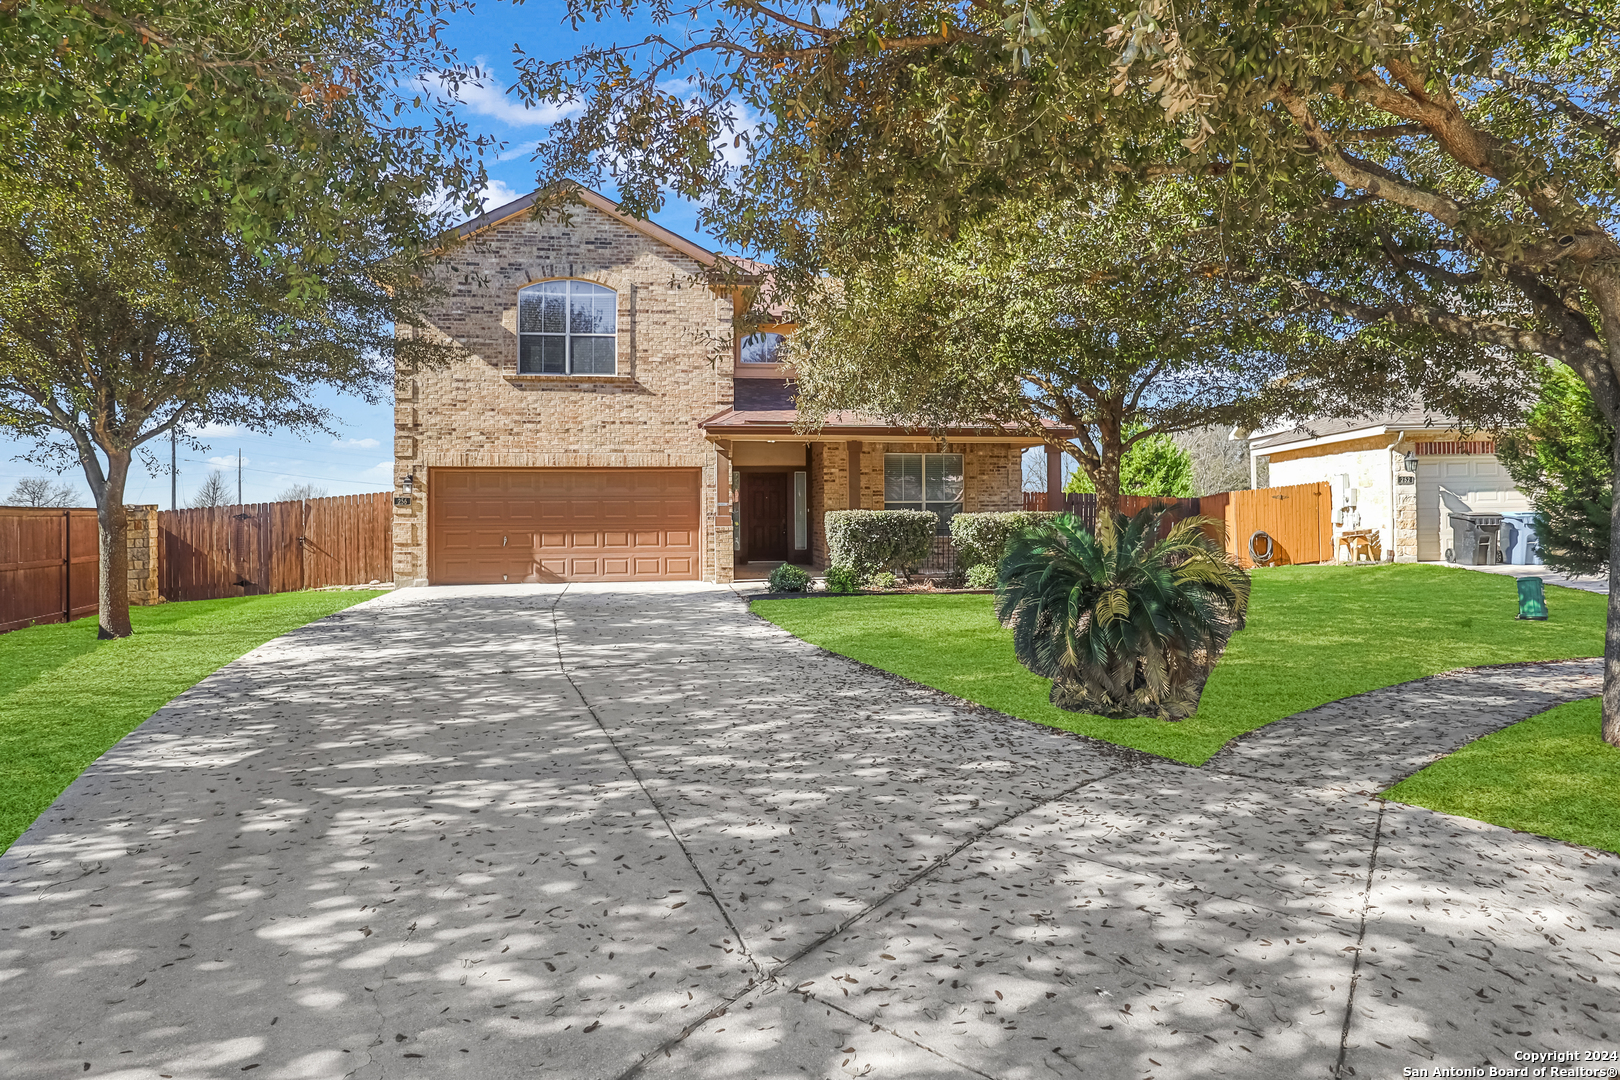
top-left (518, 280), bottom-right (617, 375)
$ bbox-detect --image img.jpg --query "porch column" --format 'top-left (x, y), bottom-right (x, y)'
top-left (847, 440), bottom-right (862, 510)
top-left (714, 441), bottom-right (734, 583)
top-left (1045, 443), bottom-right (1064, 513)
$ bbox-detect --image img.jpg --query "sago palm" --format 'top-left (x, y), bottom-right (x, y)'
top-left (995, 508), bottom-right (1250, 720)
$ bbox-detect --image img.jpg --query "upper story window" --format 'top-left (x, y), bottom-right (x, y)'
top-left (884, 453), bottom-right (964, 534)
top-left (518, 280), bottom-right (617, 375)
top-left (739, 331), bottom-right (785, 364)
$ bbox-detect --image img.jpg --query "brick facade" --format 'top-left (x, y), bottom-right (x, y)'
top-left (393, 201), bottom-right (735, 585)
top-left (397, 196), bottom-right (1031, 584)
top-left (808, 441), bottom-right (1024, 567)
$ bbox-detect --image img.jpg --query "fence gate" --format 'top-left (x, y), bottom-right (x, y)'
top-left (1202, 482), bottom-right (1332, 568)
top-left (0, 508), bottom-right (99, 632)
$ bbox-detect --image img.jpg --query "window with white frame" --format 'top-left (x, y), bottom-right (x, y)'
top-left (517, 280), bottom-right (617, 375)
top-left (884, 453), bottom-right (963, 534)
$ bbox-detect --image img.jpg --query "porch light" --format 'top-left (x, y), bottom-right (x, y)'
top-left (403, 472), bottom-right (414, 494)
top-left (1401, 451), bottom-right (1417, 473)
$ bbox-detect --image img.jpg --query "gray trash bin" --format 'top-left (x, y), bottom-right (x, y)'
top-left (1500, 511), bottom-right (1540, 565)
top-left (1448, 512), bottom-right (1504, 565)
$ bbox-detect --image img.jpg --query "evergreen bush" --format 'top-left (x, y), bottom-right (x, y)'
top-left (823, 509), bottom-right (936, 577)
top-left (824, 564), bottom-right (862, 593)
top-left (965, 563), bottom-right (999, 590)
top-left (766, 563), bottom-right (812, 592)
top-left (949, 511), bottom-right (1061, 569)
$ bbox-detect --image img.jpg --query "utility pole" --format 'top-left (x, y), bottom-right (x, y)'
top-left (170, 428), bottom-right (177, 511)
top-left (237, 448), bottom-right (243, 507)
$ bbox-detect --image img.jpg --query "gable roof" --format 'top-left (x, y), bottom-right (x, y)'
top-left (1248, 408), bottom-right (1456, 453)
top-left (450, 183), bottom-right (719, 267)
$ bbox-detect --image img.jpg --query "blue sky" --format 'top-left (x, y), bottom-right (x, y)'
top-left (1, 1), bottom-right (729, 508)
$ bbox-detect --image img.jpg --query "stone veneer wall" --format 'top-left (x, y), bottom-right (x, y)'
top-left (125, 504), bottom-right (162, 605)
top-left (393, 202), bottom-right (735, 585)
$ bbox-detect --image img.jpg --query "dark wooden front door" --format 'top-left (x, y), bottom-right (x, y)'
top-left (741, 472), bottom-right (792, 561)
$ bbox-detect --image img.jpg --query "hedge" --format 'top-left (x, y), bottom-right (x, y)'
top-left (824, 509), bottom-right (937, 577)
top-left (949, 511), bottom-right (1062, 569)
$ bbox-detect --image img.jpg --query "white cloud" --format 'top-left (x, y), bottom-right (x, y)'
top-left (435, 70), bottom-right (581, 129)
top-left (332, 437), bottom-right (381, 449)
top-left (366, 461), bottom-right (394, 476)
top-left (496, 140), bottom-right (539, 163)
top-left (206, 455), bottom-right (245, 469)
top-left (477, 180), bottom-right (524, 211)
top-left (185, 422), bottom-right (238, 438)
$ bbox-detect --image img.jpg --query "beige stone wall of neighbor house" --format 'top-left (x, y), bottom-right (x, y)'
top-left (807, 441), bottom-right (1024, 567)
top-left (392, 202), bottom-right (736, 584)
top-left (1267, 440), bottom-right (1413, 562)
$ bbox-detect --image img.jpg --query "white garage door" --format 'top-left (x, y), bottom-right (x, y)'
top-left (1415, 456), bottom-right (1530, 561)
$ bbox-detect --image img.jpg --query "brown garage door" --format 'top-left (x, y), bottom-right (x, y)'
top-left (429, 468), bottom-right (702, 584)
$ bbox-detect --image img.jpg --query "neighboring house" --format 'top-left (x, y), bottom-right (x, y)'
top-left (390, 187), bottom-right (1058, 585)
top-left (1248, 411), bottom-right (1532, 563)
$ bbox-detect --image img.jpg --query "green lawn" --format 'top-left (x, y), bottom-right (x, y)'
top-left (1385, 697), bottom-right (1620, 854)
top-left (754, 564), bottom-right (1605, 765)
top-left (0, 590), bottom-right (384, 852)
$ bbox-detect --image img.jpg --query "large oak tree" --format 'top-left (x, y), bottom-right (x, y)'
top-left (0, 0), bottom-right (483, 637)
top-left (523, 0), bottom-right (1620, 745)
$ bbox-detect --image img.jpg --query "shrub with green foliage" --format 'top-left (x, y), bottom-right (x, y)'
top-left (950, 511), bottom-right (1061, 570)
top-left (766, 563), bottom-right (812, 592)
top-left (997, 508), bottom-right (1249, 721)
top-left (825, 564), bottom-right (862, 594)
top-left (824, 509), bottom-right (936, 577)
top-left (1065, 432), bottom-right (1195, 498)
top-left (965, 563), bottom-right (999, 590)
top-left (865, 570), bottom-right (900, 590)
top-left (1498, 364), bottom-right (1614, 576)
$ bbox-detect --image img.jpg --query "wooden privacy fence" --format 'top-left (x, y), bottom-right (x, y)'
top-left (1019, 491), bottom-right (1203, 535)
top-left (160, 491), bottom-right (393, 602)
top-left (1019, 484), bottom-right (1331, 567)
top-left (1200, 482), bottom-right (1333, 568)
top-left (0, 508), bottom-right (99, 632)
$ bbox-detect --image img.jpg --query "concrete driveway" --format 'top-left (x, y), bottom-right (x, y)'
top-left (1, 584), bottom-right (1616, 1079)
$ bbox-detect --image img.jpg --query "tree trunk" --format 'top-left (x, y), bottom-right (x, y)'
top-left (95, 450), bottom-right (133, 639)
top-left (1096, 431), bottom-right (1124, 522)
top-left (1605, 435), bottom-right (1620, 746)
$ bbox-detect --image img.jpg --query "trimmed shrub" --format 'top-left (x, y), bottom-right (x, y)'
top-left (965, 563), bottom-right (998, 590)
top-left (865, 570), bottom-right (899, 591)
top-left (767, 563), bottom-right (812, 592)
top-left (824, 509), bottom-right (936, 577)
top-left (950, 511), bottom-right (1061, 570)
top-left (825, 564), bottom-right (862, 594)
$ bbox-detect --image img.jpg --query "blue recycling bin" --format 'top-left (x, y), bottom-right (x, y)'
top-left (1501, 512), bottom-right (1540, 564)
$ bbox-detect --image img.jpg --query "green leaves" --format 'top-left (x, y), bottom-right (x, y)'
top-left (994, 506), bottom-right (1248, 719)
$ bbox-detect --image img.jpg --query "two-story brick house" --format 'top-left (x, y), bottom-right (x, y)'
top-left (390, 187), bottom-right (1058, 585)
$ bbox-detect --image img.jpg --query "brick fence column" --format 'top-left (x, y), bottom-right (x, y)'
top-left (124, 504), bottom-right (162, 604)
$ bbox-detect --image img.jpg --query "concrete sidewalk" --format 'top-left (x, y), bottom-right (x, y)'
top-left (1451, 561), bottom-right (1611, 594)
top-left (0, 584), bottom-right (1614, 1079)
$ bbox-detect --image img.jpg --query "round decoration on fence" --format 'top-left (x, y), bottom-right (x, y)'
top-left (1248, 530), bottom-right (1276, 566)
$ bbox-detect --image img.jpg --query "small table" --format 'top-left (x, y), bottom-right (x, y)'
top-left (1337, 528), bottom-right (1382, 563)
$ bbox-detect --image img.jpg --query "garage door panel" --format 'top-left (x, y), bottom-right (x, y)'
top-left (1416, 456), bottom-right (1530, 562)
top-left (430, 468), bottom-right (701, 583)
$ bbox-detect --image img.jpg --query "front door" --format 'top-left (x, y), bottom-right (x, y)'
top-left (741, 473), bottom-right (791, 562)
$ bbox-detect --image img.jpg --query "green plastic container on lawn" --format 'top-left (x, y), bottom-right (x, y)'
top-left (1517, 576), bottom-right (1549, 621)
